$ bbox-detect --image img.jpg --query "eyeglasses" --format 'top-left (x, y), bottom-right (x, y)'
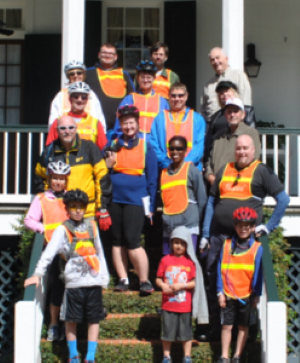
top-left (68, 206), bottom-right (86, 211)
top-left (68, 71), bottom-right (83, 76)
top-left (170, 93), bottom-right (186, 99)
top-left (71, 94), bottom-right (88, 100)
top-left (168, 146), bottom-right (185, 151)
top-left (100, 52), bottom-right (116, 57)
top-left (57, 126), bottom-right (76, 131)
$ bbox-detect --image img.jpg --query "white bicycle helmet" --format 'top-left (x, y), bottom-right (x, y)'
top-left (68, 81), bottom-right (90, 95)
top-left (47, 161), bottom-right (71, 176)
top-left (64, 60), bottom-right (86, 75)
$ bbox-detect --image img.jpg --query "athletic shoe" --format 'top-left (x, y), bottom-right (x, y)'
top-left (140, 281), bottom-right (154, 294)
top-left (182, 357), bottom-right (192, 363)
top-left (114, 280), bottom-right (129, 292)
top-left (59, 324), bottom-right (65, 341)
top-left (217, 358), bottom-right (231, 363)
top-left (162, 356), bottom-right (173, 363)
top-left (69, 357), bottom-right (81, 363)
top-left (47, 325), bottom-right (59, 341)
top-left (232, 357), bottom-right (240, 363)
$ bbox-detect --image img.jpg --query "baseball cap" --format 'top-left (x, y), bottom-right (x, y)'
top-left (215, 81), bottom-right (238, 93)
top-left (224, 97), bottom-right (244, 111)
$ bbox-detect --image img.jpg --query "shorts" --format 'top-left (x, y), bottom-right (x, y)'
top-left (221, 296), bottom-right (251, 326)
top-left (63, 286), bottom-right (104, 324)
top-left (161, 310), bottom-right (193, 341)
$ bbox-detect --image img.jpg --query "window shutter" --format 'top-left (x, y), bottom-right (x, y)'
top-left (24, 34), bottom-right (61, 124)
top-left (84, 0), bottom-right (102, 67)
top-left (164, 1), bottom-right (196, 109)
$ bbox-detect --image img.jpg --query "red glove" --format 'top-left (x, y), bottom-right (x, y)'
top-left (96, 208), bottom-right (112, 231)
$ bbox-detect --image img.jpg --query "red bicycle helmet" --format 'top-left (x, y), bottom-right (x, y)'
top-left (117, 104), bottom-right (139, 120)
top-left (233, 207), bottom-right (257, 223)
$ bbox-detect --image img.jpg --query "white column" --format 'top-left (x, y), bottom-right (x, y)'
top-left (61, 0), bottom-right (86, 88)
top-left (222, 0), bottom-right (244, 71)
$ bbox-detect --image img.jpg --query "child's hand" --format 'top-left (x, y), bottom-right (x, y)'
top-left (24, 276), bottom-right (40, 288)
top-left (162, 283), bottom-right (174, 295)
top-left (252, 295), bottom-right (260, 308)
top-left (218, 293), bottom-right (226, 308)
top-left (169, 283), bottom-right (184, 292)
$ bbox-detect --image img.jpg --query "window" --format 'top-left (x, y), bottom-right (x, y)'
top-left (0, 41), bottom-right (23, 125)
top-left (0, 9), bottom-right (22, 29)
top-left (105, 6), bottom-right (161, 72)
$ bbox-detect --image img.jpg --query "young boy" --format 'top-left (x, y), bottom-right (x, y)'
top-left (217, 207), bottom-right (263, 363)
top-left (24, 189), bottom-right (109, 363)
top-left (156, 226), bottom-right (208, 363)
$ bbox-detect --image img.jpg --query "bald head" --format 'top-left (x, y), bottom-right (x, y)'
top-left (57, 115), bottom-right (76, 128)
top-left (235, 135), bottom-right (256, 168)
top-left (56, 115), bottom-right (77, 148)
top-left (208, 47), bottom-right (229, 75)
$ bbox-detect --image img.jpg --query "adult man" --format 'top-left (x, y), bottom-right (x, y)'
top-left (201, 47), bottom-right (252, 123)
top-left (86, 43), bottom-right (135, 137)
top-left (204, 98), bottom-right (260, 186)
top-left (111, 60), bottom-right (169, 141)
top-left (150, 42), bottom-right (180, 99)
top-left (35, 116), bottom-right (112, 230)
top-left (49, 60), bottom-right (105, 129)
top-left (151, 82), bottom-right (205, 171)
top-left (199, 134), bottom-right (290, 341)
top-left (46, 82), bottom-right (107, 150)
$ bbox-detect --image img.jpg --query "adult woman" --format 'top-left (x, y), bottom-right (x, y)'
top-left (104, 104), bottom-right (158, 293)
top-left (48, 60), bottom-right (106, 132)
top-left (24, 161), bottom-right (70, 341)
top-left (160, 136), bottom-right (207, 255)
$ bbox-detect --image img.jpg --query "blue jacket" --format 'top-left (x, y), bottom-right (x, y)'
top-left (150, 107), bottom-right (205, 171)
top-left (110, 90), bottom-right (169, 142)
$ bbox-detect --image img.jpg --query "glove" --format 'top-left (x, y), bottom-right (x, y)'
top-left (199, 237), bottom-right (209, 250)
top-left (96, 208), bottom-right (112, 231)
top-left (255, 224), bottom-right (269, 236)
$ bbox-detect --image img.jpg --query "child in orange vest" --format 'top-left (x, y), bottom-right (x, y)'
top-left (217, 207), bottom-right (263, 363)
top-left (24, 189), bottom-right (109, 363)
top-left (24, 161), bottom-right (70, 341)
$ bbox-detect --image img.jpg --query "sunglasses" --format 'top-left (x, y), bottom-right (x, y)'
top-left (71, 94), bottom-right (88, 100)
top-left (68, 71), bottom-right (83, 76)
top-left (170, 93), bottom-right (186, 99)
top-left (168, 146), bottom-right (185, 151)
top-left (57, 125), bottom-right (76, 131)
top-left (68, 206), bottom-right (86, 211)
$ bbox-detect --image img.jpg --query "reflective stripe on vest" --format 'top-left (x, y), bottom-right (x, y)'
top-left (113, 138), bottom-right (146, 176)
top-left (39, 194), bottom-right (69, 243)
top-left (62, 87), bottom-right (92, 115)
top-left (152, 69), bottom-right (171, 99)
top-left (97, 68), bottom-right (126, 98)
top-left (132, 93), bottom-right (160, 134)
top-left (161, 162), bottom-right (191, 215)
top-left (219, 160), bottom-right (261, 200)
top-left (221, 239), bottom-right (260, 299)
top-left (165, 110), bottom-right (193, 157)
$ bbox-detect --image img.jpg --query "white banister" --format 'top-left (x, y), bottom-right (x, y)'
top-left (27, 133), bottom-right (32, 195)
top-left (273, 134), bottom-right (278, 176)
top-left (262, 134), bottom-right (267, 164)
top-left (3, 132), bottom-right (8, 194)
top-left (297, 135), bottom-right (300, 197)
top-left (285, 135), bottom-right (290, 194)
top-left (15, 132), bottom-right (20, 194)
top-left (39, 132), bottom-right (44, 155)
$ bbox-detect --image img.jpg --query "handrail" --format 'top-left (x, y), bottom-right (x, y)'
top-left (23, 233), bottom-right (44, 301)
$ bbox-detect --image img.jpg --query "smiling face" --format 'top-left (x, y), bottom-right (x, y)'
top-left (137, 72), bottom-right (155, 93)
top-left (209, 48), bottom-right (228, 75)
top-left (235, 135), bottom-right (256, 168)
top-left (172, 238), bottom-right (187, 257)
top-left (120, 115), bottom-right (139, 138)
top-left (57, 116), bottom-right (77, 145)
top-left (67, 68), bottom-right (85, 83)
top-left (67, 202), bottom-right (87, 221)
top-left (234, 222), bottom-right (255, 239)
top-left (49, 174), bottom-right (67, 192)
top-left (169, 139), bottom-right (186, 165)
top-left (98, 45), bottom-right (118, 69)
top-left (169, 88), bottom-right (188, 112)
top-left (218, 88), bottom-right (237, 107)
top-left (151, 47), bottom-right (168, 69)
top-left (70, 93), bottom-right (88, 114)
top-left (224, 105), bottom-right (245, 128)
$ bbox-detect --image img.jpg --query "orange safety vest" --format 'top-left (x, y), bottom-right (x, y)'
top-left (113, 138), bottom-right (146, 176)
top-left (64, 220), bottom-right (100, 272)
top-left (75, 115), bottom-right (99, 144)
top-left (132, 93), bottom-right (160, 134)
top-left (97, 68), bottom-right (127, 98)
top-left (39, 194), bottom-right (69, 243)
top-left (161, 162), bottom-right (191, 215)
top-left (152, 69), bottom-right (171, 99)
top-left (221, 239), bottom-right (260, 299)
top-left (165, 110), bottom-right (193, 157)
top-left (62, 87), bottom-right (92, 115)
top-left (219, 160), bottom-right (261, 200)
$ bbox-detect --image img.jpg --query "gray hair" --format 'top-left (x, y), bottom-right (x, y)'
top-left (208, 47), bottom-right (227, 58)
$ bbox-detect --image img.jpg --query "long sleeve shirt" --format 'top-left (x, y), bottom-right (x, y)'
top-left (150, 107), bottom-right (206, 171)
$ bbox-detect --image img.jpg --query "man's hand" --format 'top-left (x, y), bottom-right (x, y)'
top-left (105, 151), bottom-right (116, 168)
top-left (207, 174), bottom-right (216, 186)
top-left (255, 224), bottom-right (269, 237)
top-left (218, 293), bottom-right (226, 308)
top-left (148, 212), bottom-right (154, 225)
top-left (96, 208), bottom-right (112, 231)
top-left (24, 276), bottom-right (40, 288)
top-left (169, 283), bottom-right (185, 292)
top-left (199, 237), bottom-right (209, 254)
top-left (161, 282), bottom-right (174, 295)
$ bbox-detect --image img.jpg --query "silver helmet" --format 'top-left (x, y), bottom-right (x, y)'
top-left (68, 81), bottom-right (90, 95)
top-left (47, 161), bottom-right (71, 176)
top-left (64, 60), bottom-right (86, 76)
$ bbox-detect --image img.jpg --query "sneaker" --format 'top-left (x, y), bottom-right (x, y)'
top-left (114, 279), bottom-right (129, 292)
top-left (69, 357), bottom-right (81, 363)
top-left (217, 358), bottom-right (231, 363)
top-left (140, 281), bottom-right (154, 294)
top-left (162, 357), bottom-right (173, 363)
top-left (47, 324), bottom-right (59, 341)
top-left (232, 357), bottom-right (240, 363)
top-left (59, 325), bottom-right (65, 341)
top-left (182, 357), bottom-right (192, 363)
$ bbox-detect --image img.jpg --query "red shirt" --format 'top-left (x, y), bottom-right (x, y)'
top-left (157, 254), bottom-right (196, 313)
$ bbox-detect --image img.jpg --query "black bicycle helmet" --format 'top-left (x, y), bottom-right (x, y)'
top-left (233, 207), bottom-right (257, 223)
top-left (136, 60), bottom-right (157, 74)
top-left (63, 189), bottom-right (89, 205)
top-left (117, 104), bottom-right (139, 120)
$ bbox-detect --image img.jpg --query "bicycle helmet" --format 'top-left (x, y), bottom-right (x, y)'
top-left (68, 81), bottom-right (90, 95)
top-left (47, 161), bottom-right (71, 176)
top-left (233, 207), bottom-right (257, 223)
top-left (136, 60), bottom-right (157, 74)
top-left (64, 60), bottom-right (86, 75)
top-left (63, 189), bottom-right (89, 205)
top-left (117, 104), bottom-right (139, 120)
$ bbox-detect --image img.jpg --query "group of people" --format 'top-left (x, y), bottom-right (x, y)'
top-left (23, 42), bottom-right (290, 363)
